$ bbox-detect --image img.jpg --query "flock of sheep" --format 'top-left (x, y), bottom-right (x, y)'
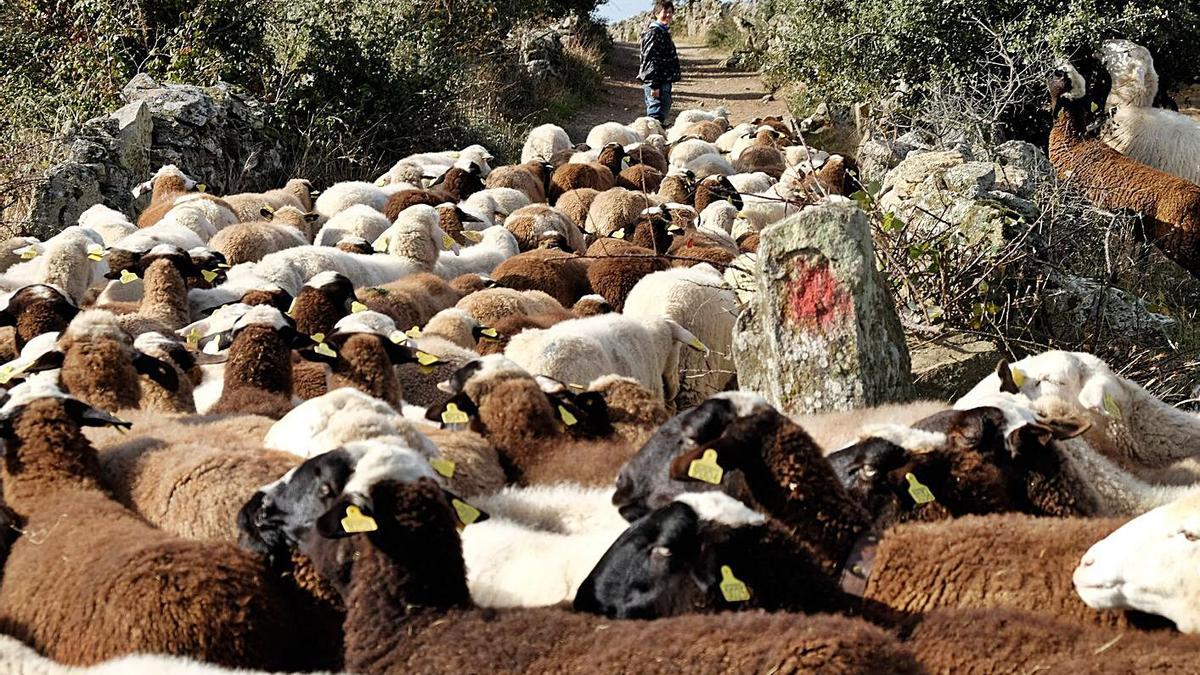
top-left (0, 35), bottom-right (1198, 675)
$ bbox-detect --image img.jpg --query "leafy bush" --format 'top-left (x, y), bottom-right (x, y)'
top-left (764, 0), bottom-right (1200, 142)
top-left (0, 0), bottom-right (606, 190)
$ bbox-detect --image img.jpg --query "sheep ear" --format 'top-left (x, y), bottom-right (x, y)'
top-left (316, 493), bottom-right (376, 539)
top-left (303, 212), bottom-right (320, 224)
top-left (133, 352), bottom-right (180, 391)
top-left (236, 492), bottom-right (273, 556)
top-left (63, 398), bottom-right (132, 430)
top-left (456, 207), bottom-right (482, 223)
top-left (995, 360), bottom-right (1020, 394)
top-left (0, 308), bottom-right (15, 328)
top-left (260, 207), bottom-right (275, 220)
top-left (380, 338), bottom-right (416, 365)
top-left (665, 319), bottom-right (707, 353)
top-left (425, 393), bottom-right (479, 424)
top-left (298, 345), bottom-right (339, 365)
top-left (430, 169), bottom-right (449, 187)
top-left (668, 444), bottom-right (714, 481)
top-left (24, 350), bottom-right (64, 373)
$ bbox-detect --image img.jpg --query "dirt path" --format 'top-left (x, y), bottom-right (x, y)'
top-left (565, 41), bottom-right (788, 140)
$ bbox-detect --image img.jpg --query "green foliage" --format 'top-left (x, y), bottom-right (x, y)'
top-left (765, 0), bottom-right (1200, 141)
top-left (0, 0), bottom-right (606, 185)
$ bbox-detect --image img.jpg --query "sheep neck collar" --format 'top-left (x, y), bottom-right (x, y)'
top-left (838, 529), bottom-right (880, 599)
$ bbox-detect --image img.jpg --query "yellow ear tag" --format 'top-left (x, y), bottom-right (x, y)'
top-left (905, 473), bottom-right (936, 505)
top-left (374, 177), bottom-right (388, 187)
top-left (463, 231), bottom-right (483, 242)
top-left (286, 297), bottom-right (299, 318)
top-left (87, 245), bottom-right (105, 262)
top-left (441, 403), bottom-right (470, 430)
top-left (558, 405), bottom-right (578, 426)
top-left (719, 565), bottom-right (751, 603)
top-left (196, 183), bottom-right (207, 193)
top-left (340, 505), bottom-right (378, 534)
top-left (688, 337), bottom-right (707, 351)
top-left (314, 342), bottom-right (337, 358)
top-left (1103, 392), bottom-right (1122, 419)
top-left (441, 234), bottom-right (456, 250)
top-left (611, 229), bottom-right (626, 239)
top-left (431, 458), bottom-right (457, 479)
top-left (479, 327), bottom-right (499, 339)
top-left (186, 328), bottom-right (201, 348)
top-left (202, 335), bottom-right (223, 355)
top-left (406, 326), bottom-right (422, 339)
top-left (311, 333), bottom-right (326, 343)
top-left (388, 330), bottom-right (407, 344)
top-left (17, 246), bottom-right (37, 261)
top-left (688, 449), bottom-right (724, 485)
top-left (120, 269), bottom-right (139, 285)
top-left (351, 301), bottom-right (368, 314)
top-left (567, 382), bottom-right (585, 392)
top-left (0, 365), bottom-right (15, 385)
top-left (452, 498), bottom-right (482, 527)
top-left (372, 235), bottom-right (389, 253)
top-left (201, 269), bottom-right (219, 283)
top-left (416, 351), bottom-right (440, 367)
top-left (1010, 367), bottom-right (1027, 388)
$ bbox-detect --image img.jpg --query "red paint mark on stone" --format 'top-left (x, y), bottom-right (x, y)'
top-left (786, 256), bottom-right (852, 329)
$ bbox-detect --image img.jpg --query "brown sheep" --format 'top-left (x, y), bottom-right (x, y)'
top-left (907, 608), bottom-right (1193, 673)
top-left (223, 178), bottom-right (314, 222)
top-left (547, 143), bottom-right (625, 203)
top-left (299, 478), bottom-right (923, 675)
top-left (683, 120), bottom-right (726, 143)
top-left (208, 206), bottom-right (318, 264)
top-left (1048, 66), bottom-right (1200, 277)
top-left (0, 394), bottom-right (294, 669)
top-left (657, 170), bottom-right (696, 205)
top-left (101, 245), bottom-right (198, 336)
top-left (504, 204), bottom-right (586, 253)
top-left (489, 249), bottom-right (593, 308)
top-left (208, 307), bottom-right (305, 419)
top-left (0, 284), bottom-right (79, 351)
top-left (355, 272), bottom-right (464, 332)
top-left (584, 238), bottom-right (670, 312)
top-left (626, 143), bottom-right (669, 174)
top-left (735, 131), bottom-right (788, 178)
top-left (486, 162), bottom-right (552, 203)
top-left (456, 287), bottom-right (570, 327)
top-left (554, 188), bottom-right (601, 230)
top-left (617, 164), bottom-right (665, 193)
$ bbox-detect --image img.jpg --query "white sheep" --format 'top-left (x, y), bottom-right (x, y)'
top-left (715, 122), bottom-right (755, 152)
top-left (670, 105), bottom-right (731, 133)
top-left (585, 122), bottom-right (641, 150)
top-left (504, 313), bottom-right (706, 401)
top-left (521, 124), bottom-right (572, 164)
top-left (623, 263), bottom-right (738, 407)
top-left (685, 153), bottom-right (736, 179)
top-left (433, 226), bottom-right (519, 280)
top-left (1073, 490), bottom-right (1200, 632)
top-left (77, 204), bottom-right (137, 245)
top-left (314, 204), bottom-right (392, 247)
top-left (669, 139), bottom-right (723, 169)
top-left (0, 227), bottom-right (107, 305)
top-left (727, 172), bottom-right (776, 195)
top-left (172, 193), bottom-right (239, 231)
top-left (377, 145), bottom-right (493, 186)
top-left (264, 388), bottom-right (439, 460)
top-left (1100, 40), bottom-right (1200, 183)
top-left (698, 200), bottom-right (739, 234)
top-left (314, 181), bottom-right (391, 220)
top-left (463, 188), bottom-right (532, 224)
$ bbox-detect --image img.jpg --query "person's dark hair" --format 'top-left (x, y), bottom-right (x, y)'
top-left (654, 1), bottom-right (674, 14)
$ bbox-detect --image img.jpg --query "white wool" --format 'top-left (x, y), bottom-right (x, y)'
top-left (375, 204), bottom-right (456, 261)
top-left (305, 270), bottom-right (347, 290)
top-left (727, 172), bottom-right (776, 195)
top-left (232, 305), bottom-right (290, 332)
top-left (172, 193), bottom-right (238, 231)
top-left (856, 424), bottom-right (948, 452)
top-left (785, 146), bottom-right (830, 172)
top-left (698, 200), bottom-right (739, 234)
top-left (192, 363), bottom-right (226, 414)
top-left (176, 303), bottom-right (254, 342)
top-left (586, 122), bottom-right (641, 150)
top-left (340, 440), bottom-right (439, 498)
top-left (77, 204), bottom-right (137, 245)
top-left (264, 388), bottom-right (439, 460)
top-left (504, 314), bottom-right (702, 401)
top-left (624, 264), bottom-right (738, 405)
top-left (114, 216), bottom-right (206, 253)
top-left (521, 124), bottom-right (572, 164)
top-left (0, 227), bottom-right (109, 305)
top-left (314, 204), bottom-right (392, 247)
top-left (0, 633), bottom-right (341, 674)
top-left (1074, 491), bottom-right (1200, 633)
top-left (463, 188), bottom-right (531, 222)
top-left (673, 491), bottom-right (767, 527)
top-left (333, 310), bottom-right (397, 337)
top-left (715, 123), bottom-right (756, 152)
top-left (131, 164), bottom-right (196, 199)
top-left (461, 517), bottom-right (625, 608)
top-left (160, 201), bottom-right (218, 241)
top-left (686, 154), bottom-right (736, 180)
top-left (315, 181), bottom-right (390, 220)
top-left (2, 378), bottom-right (70, 412)
top-left (471, 485), bottom-right (626, 535)
top-left (2, 331), bottom-right (62, 379)
top-left (669, 139), bottom-right (722, 169)
top-left (432, 226), bottom-right (518, 279)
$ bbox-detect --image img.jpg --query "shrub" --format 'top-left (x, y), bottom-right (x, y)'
top-left (764, 0), bottom-right (1200, 143)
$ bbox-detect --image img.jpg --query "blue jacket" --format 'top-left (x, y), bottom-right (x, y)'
top-left (638, 22), bottom-right (681, 86)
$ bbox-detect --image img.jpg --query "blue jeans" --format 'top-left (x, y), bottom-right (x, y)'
top-left (643, 82), bottom-right (673, 124)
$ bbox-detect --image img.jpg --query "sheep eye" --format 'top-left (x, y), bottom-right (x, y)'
top-left (1181, 530), bottom-right (1200, 542)
top-left (318, 483), bottom-right (333, 499)
top-left (856, 465), bottom-right (876, 479)
top-left (651, 546), bottom-right (672, 558)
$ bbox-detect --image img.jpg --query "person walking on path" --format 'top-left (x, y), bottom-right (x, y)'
top-left (638, 1), bottom-right (682, 125)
